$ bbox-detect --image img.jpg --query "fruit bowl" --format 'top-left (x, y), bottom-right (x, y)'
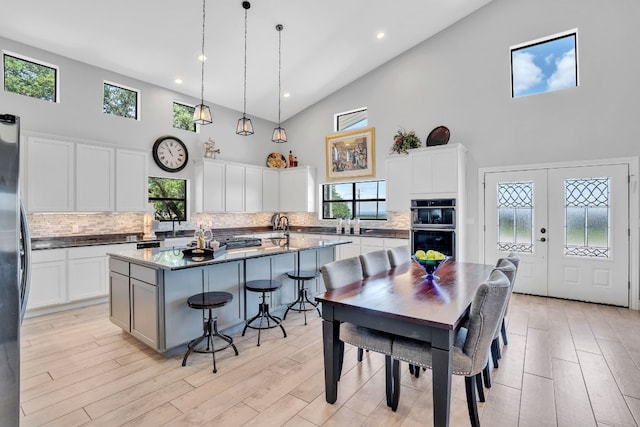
top-left (413, 256), bottom-right (447, 280)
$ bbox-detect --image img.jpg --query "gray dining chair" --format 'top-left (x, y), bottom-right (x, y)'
top-left (490, 258), bottom-right (517, 370)
top-left (320, 256), bottom-right (396, 407)
top-left (359, 249), bottom-right (392, 277)
top-left (388, 269), bottom-right (511, 426)
top-left (500, 252), bottom-right (521, 345)
top-left (387, 246), bottom-right (411, 268)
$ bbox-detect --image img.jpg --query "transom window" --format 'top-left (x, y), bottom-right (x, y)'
top-left (564, 177), bottom-right (609, 258)
top-left (322, 180), bottom-right (386, 220)
top-left (3, 52), bottom-right (58, 102)
top-left (173, 102), bottom-right (196, 132)
top-left (103, 81), bottom-right (139, 120)
top-left (496, 181), bottom-right (534, 253)
top-left (334, 107), bottom-right (367, 132)
top-left (511, 30), bottom-right (578, 98)
top-left (148, 177), bottom-right (187, 221)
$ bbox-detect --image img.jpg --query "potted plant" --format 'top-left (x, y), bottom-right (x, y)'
top-left (390, 128), bottom-right (422, 154)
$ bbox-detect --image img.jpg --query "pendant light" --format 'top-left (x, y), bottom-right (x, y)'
top-left (236, 1), bottom-right (254, 135)
top-left (271, 24), bottom-right (287, 143)
top-left (193, 0), bottom-right (213, 125)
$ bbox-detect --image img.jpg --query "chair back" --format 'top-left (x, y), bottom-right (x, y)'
top-left (505, 252), bottom-right (521, 284)
top-left (463, 269), bottom-right (511, 374)
top-left (359, 249), bottom-right (392, 277)
top-left (321, 257), bottom-right (364, 290)
top-left (387, 246), bottom-right (411, 268)
top-left (491, 259), bottom-right (517, 339)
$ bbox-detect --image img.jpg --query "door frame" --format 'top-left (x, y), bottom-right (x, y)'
top-left (477, 156), bottom-right (639, 310)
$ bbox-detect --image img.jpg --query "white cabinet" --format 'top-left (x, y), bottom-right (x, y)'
top-left (25, 136), bottom-right (147, 213)
top-left (225, 163), bottom-right (245, 212)
top-left (279, 167), bottom-right (316, 212)
top-left (262, 169), bottom-right (280, 212)
top-left (385, 154), bottom-right (411, 212)
top-left (195, 160), bottom-right (225, 212)
top-left (28, 249), bottom-right (67, 309)
top-left (410, 144), bottom-right (465, 198)
top-left (335, 236), bottom-right (410, 260)
top-left (245, 166), bottom-right (263, 212)
top-left (68, 246), bottom-right (107, 301)
top-left (26, 137), bottom-right (74, 212)
top-left (76, 144), bottom-right (115, 212)
top-left (116, 149), bottom-right (149, 212)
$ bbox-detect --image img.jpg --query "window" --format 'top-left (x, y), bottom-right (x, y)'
top-left (496, 181), bottom-right (534, 253)
top-left (103, 81), bottom-right (139, 119)
top-left (148, 177), bottom-right (187, 221)
top-left (334, 107), bottom-right (367, 132)
top-left (564, 177), bottom-right (609, 258)
top-left (173, 102), bottom-right (196, 132)
top-left (511, 30), bottom-right (577, 98)
top-left (3, 52), bottom-right (58, 102)
top-left (322, 180), bottom-right (386, 220)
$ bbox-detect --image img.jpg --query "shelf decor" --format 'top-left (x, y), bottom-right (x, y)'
top-left (325, 127), bottom-right (375, 180)
top-left (390, 128), bottom-right (421, 154)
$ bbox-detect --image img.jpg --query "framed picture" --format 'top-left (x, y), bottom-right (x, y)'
top-left (325, 127), bottom-right (375, 180)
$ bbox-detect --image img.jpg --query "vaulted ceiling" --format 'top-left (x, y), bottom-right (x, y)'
top-left (0, 0), bottom-right (494, 122)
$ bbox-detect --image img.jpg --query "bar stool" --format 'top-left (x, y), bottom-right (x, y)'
top-left (242, 280), bottom-right (287, 346)
top-left (181, 291), bottom-right (239, 373)
top-left (283, 270), bottom-right (321, 325)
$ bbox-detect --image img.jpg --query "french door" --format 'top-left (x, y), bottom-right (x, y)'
top-left (483, 164), bottom-right (629, 306)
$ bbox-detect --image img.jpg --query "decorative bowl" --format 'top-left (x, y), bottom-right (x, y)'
top-left (413, 256), bottom-right (447, 280)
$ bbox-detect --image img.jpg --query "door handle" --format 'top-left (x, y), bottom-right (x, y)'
top-left (540, 227), bottom-right (546, 234)
top-left (539, 237), bottom-right (546, 242)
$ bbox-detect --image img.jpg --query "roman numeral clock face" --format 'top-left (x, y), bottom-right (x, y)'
top-left (152, 136), bottom-right (189, 172)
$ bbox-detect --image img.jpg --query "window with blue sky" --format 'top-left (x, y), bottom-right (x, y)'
top-left (511, 30), bottom-right (577, 98)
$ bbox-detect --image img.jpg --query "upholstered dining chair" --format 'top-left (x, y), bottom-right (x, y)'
top-left (320, 256), bottom-right (396, 407)
top-left (499, 253), bottom-right (521, 345)
top-left (387, 246), bottom-right (411, 268)
top-left (489, 258), bottom-right (517, 369)
top-left (388, 269), bottom-right (511, 426)
top-left (359, 249), bottom-right (392, 277)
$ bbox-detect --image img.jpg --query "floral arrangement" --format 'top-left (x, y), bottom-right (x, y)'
top-left (390, 128), bottom-right (422, 154)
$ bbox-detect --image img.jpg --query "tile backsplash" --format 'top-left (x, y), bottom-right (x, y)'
top-left (28, 211), bottom-right (409, 238)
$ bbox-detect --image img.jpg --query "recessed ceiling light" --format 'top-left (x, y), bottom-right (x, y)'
top-left (283, 92), bottom-right (290, 98)
top-left (376, 32), bottom-right (385, 39)
top-left (198, 54), bottom-right (207, 62)
top-left (174, 78), bottom-right (183, 84)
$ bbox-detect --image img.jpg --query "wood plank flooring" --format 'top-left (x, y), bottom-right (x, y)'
top-left (19, 293), bottom-right (640, 426)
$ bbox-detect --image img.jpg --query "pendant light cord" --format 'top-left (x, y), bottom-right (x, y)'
top-left (200, 0), bottom-right (206, 105)
top-left (242, 5), bottom-right (248, 116)
top-left (277, 24), bottom-right (283, 126)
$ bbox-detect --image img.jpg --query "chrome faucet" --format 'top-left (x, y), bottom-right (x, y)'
top-left (171, 216), bottom-right (181, 237)
top-left (277, 215), bottom-right (290, 237)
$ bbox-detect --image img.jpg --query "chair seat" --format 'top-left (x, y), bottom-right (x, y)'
top-left (340, 323), bottom-right (393, 355)
top-left (246, 279), bottom-right (282, 293)
top-left (187, 291), bottom-right (233, 310)
top-left (286, 270), bottom-right (319, 281)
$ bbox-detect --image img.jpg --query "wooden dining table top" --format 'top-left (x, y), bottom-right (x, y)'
top-left (316, 259), bottom-right (495, 331)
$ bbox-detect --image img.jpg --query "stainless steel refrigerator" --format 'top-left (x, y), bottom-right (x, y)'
top-left (0, 113), bottom-right (31, 426)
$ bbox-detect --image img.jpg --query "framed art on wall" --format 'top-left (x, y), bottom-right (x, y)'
top-left (325, 127), bottom-right (375, 180)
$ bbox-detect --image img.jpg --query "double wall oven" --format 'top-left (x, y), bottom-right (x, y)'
top-left (410, 198), bottom-right (456, 259)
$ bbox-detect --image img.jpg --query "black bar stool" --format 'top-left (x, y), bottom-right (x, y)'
top-left (242, 279), bottom-right (287, 346)
top-left (181, 291), bottom-right (239, 373)
top-left (283, 270), bottom-right (321, 325)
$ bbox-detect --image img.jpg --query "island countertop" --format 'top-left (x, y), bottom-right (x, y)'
top-left (107, 236), bottom-right (349, 271)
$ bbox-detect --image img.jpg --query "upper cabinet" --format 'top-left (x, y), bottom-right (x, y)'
top-left (194, 160), bottom-right (225, 212)
top-left (115, 149), bottom-right (148, 212)
top-left (76, 144), bottom-right (114, 212)
top-left (225, 163), bottom-right (246, 212)
top-left (26, 137), bottom-right (75, 212)
top-left (25, 136), bottom-right (148, 213)
top-left (279, 166), bottom-right (316, 212)
top-left (385, 154), bottom-right (411, 212)
top-left (262, 169), bottom-right (280, 213)
top-left (409, 144), bottom-right (466, 199)
top-left (244, 166), bottom-right (263, 212)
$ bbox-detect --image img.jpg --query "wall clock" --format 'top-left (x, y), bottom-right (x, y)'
top-left (152, 135), bottom-right (189, 172)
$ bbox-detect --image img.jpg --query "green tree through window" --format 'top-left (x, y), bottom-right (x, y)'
top-left (148, 177), bottom-right (187, 221)
top-left (3, 54), bottom-right (57, 102)
top-left (103, 82), bottom-right (138, 119)
top-left (173, 102), bottom-right (196, 132)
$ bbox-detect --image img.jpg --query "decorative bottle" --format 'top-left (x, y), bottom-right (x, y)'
top-left (288, 150), bottom-right (294, 167)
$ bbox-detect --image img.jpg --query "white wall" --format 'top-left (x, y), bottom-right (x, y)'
top-left (0, 36), bottom-right (283, 182)
top-left (283, 0), bottom-right (640, 262)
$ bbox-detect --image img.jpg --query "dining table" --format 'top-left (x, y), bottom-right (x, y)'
top-left (315, 259), bottom-right (495, 427)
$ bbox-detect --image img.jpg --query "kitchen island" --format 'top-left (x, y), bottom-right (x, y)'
top-left (107, 236), bottom-right (347, 354)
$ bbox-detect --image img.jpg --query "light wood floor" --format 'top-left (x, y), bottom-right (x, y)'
top-left (19, 293), bottom-right (640, 426)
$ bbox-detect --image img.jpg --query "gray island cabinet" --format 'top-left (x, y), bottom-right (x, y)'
top-left (107, 237), bottom-right (345, 354)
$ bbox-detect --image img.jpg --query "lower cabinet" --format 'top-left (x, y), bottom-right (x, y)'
top-left (109, 269), bottom-right (130, 331)
top-left (28, 249), bottom-right (67, 309)
top-left (68, 246), bottom-right (107, 301)
top-left (130, 278), bottom-right (158, 348)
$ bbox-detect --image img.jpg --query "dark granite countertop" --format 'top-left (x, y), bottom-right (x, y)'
top-left (32, 226), bottom-right (409, 251)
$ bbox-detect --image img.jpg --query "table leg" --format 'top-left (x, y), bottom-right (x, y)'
top-left (322, 319), bottom-right (340, 403)
top-left (431, 332), bottom-right (454, 427)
